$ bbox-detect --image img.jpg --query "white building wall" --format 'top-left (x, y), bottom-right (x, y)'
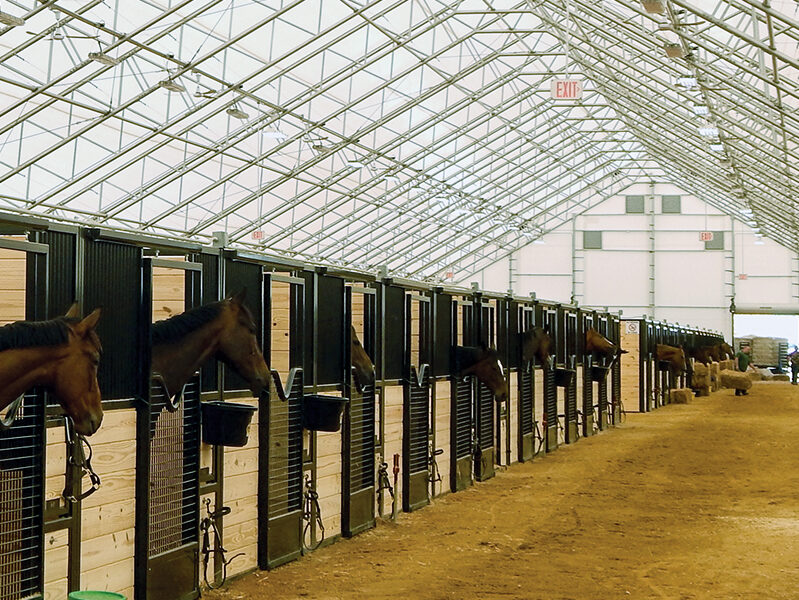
top-left (461, 182), bottom-right (799, 340)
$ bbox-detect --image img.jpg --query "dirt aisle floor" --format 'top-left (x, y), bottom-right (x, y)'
top-left (206, 381), bottom-right (799, 600)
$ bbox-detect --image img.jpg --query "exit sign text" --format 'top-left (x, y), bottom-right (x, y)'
top-left (550, 79), bottom-right (583, 100)
top-left (699, 231), bottom-right (714, 242)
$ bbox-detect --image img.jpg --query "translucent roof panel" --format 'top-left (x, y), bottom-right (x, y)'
top-left (0, 0), bottom-right (796, 280)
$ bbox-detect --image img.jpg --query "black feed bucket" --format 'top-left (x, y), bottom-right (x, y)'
top-left (554, 367), bottom-right (576, 387)
top-left (201, 401), bottom-right (258, 447)
top-left (302, 395), bottom-right (349, 432)
top-left (591, 365), bottom-right (612, 382)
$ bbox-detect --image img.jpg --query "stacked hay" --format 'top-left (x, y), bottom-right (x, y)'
top-left (709, 362), bottom-right (721, 392)
top-left (773, 374), bottom-right (790, 382)
top-left (720, 359), bottom-right (735, 371)
top-left (747, 369), bottom-right (763, 381)
top-left (692, 362), bottom-right (711, 396)
top-left (720, 369), bottom-right (752, 391)
top-left (669, 388), bottom-right (693, 404)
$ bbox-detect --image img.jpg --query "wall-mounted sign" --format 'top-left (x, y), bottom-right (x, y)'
top-left (625, 321), bottom-right (640, 334)
top-left (550, 79), bottom-right (583, 100)
top-left (738, 274), bottom-right (748, 280)
top-left (251, 230), bottom-right (264, 240)
top-left (699, 231), bottom-right (714, 242)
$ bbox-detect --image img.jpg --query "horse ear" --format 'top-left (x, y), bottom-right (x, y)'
top-left (74, 308), bottom-right (101, 337)
top-left (228, 288), bottom-right (247, 304)
top-left (619, 349), bottom-right (629, 354)
top-left (64, 303), bottom-right (81, 319)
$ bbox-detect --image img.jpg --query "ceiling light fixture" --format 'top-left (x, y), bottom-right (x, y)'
top-left (88, 50), bottom-right (119, 66)
top-left (698, 126), bottom-right (719, 137)
top-left (346, 159), bottom-right (365, 169)
top-left (664, 43), bottom-right (685, 58)
top-left (709, 143), bottom-right (724, 152)
top-left (692, 104), bottom-right (709, 116)
top-left (641, 1), bottom-right (665, 14)
top-left (262, 127), bottom-right (287, 140)
top-left (676, 76), bottom-right (698, 88)
top-left (159, 79), bottom-right (186, 93)
top-left (0, 9), bottom-right (25, 27)
top-left (226, 105), bottom-right (249, 120)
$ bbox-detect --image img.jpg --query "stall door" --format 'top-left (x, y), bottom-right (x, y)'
top-left (0, 240), bottom-right (46, 600)
top-left (474, 300), bottom-right (495, 481)
top-left (450, 300), bottom-right (473, 491)
top-left (518, 307), bottom-right (535, 462)
top-left (343, 286), bottom-right (377, 537)
top-left (139, 258), bottom-right (203, 600)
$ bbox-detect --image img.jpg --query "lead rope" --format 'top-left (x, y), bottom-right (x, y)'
top-left (62, 417), bottom-right (101, 503)
top-left (428, 445), bottom-right (443, 499)
top-left (200, 498), bottom-right (244, 589)
top-left (302, 474), bottom-right (324, 551)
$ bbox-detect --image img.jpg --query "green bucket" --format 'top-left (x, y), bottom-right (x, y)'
top-left (68, 593), bottom-right (126, 600)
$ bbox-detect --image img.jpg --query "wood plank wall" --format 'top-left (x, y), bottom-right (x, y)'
top-left (621, 326), bottom-right (642, 412)
top-left (508, 371), bottom-right (519, 465)
top-left (0, 247), bottom-right (26, 324)
top-left (534, 369), bottom-right (545, 437)
top-left (379, 385), bottom-right (403, 516)
top-left (432, 381), bottom-right (450, 498)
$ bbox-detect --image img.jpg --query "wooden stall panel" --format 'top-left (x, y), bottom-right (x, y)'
top-left (271, 281), bottom-right (291, 378)
top-left (576, 367), bottom-right (585, 434)
top-left (152, 263), bottom-right (186, 321)
top-left (379, 385), bottom-right (403, 516)
top-left (409, 296), bottom-right (420, 368)
top-left (621, 327), bottom-right (641, 412)
top-left (556, 386), bottom-right (566, 444)
top-left (507, 372), bottom-right (519, 465)
top-left (80, 408), bottom-right (137, 600)
top-left (350, 289), bottom-right (365, 336)
top-left (316, 398), bottom-right (342, 536)
top-left (43, 529), bottom-right (68, 600)
top-left (0, 247), bottom-right (25, 324)
top-left (223, 397), bottom-right (260, 576)
top-left (433, 381), bottom-right (450, 498)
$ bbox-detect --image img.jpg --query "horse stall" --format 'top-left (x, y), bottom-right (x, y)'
top-left (473, 294), bottom-right (496, 482)
top-left (260, 270), bottom-right (304, 569)
top-left (450, 295), bottom-right (474, 492)
top-left (301, 270), bottom-right (346, 544)
top-left (620, 319), bottom-right (647, 413)
top-left (555, 305), bottom-right (579, 445)
top-left (499, 298), bottom-right (525, 465)
top-left (377, 282), bottom-right (405, 518)
top-left (579, 310), bottom-right (595, 438)
top-left (608, 315), bottom-right (623, 425)
top-left (0, 232), bottom-right (47, 600)
top-left (430, 288), bottom-right (452, 498)
top-left (403, 289), bottom-right (431, 511)
top-left (537, 303), bottom-right (559, 452)
top-left (343, 282), bottom-right (376, 535)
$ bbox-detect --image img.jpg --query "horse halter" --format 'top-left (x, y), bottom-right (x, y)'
top-left (62, 417), bottom-right (101, 503)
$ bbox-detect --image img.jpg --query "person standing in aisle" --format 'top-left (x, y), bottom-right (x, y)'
top-left (735, 345), bottom-right (751, 396)
top-left (789, 346), bottom-right (799, 385)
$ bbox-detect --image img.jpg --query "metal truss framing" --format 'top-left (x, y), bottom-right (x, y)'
top-left (0, 0), bottom-right (796, 280)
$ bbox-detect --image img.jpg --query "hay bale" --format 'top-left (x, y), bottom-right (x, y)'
top-left (747, 369), bottom-right (763, 381)
top-left (720, 369), bottom-right (752, 391)
top-left (773, 374), bottom-right (790, 382)
top-left (669, 388), bottom-right (693, 404)
top-left (695, 386), bottom-right (711, 397)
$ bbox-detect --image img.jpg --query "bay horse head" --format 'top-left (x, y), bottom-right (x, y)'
top-left (212, 289), bottom-right (271, 395)
top-left (453, 344), bottom-right (508, 401)
top-left (719, 342), bottom-right (734, 360)
top-left (585, 327), bottom-right (627, 365)
top-left (656, 343), bottom-right (686, 376)
top-left (350, 325), bottom-right (375, 390)
top-left (521, 327), bottom-right (553, 368)
top-left (150, 289), bottom-right (270, 398)
top-left (0, 304), bottom-right (103, 436)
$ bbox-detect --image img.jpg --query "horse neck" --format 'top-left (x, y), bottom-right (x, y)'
top-left (151, 320), bottom-right (224, 395)
top-left (0, 347), bottom-right (62, 410)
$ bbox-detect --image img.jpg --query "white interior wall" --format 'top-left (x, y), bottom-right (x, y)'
top-left (462, 182), bottom-right (799, 340)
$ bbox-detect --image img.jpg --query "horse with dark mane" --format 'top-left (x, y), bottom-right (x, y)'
top-left (656, 344), bottom-right (687, 376)
top-left (521, 327), bottom-right (553, 367)
top-left (0, 304), bottom-right (103, 435)
top-left (452, 344), bottom-right (508, 400)
top-left (350, 325), bottom-right (375, 390)
top-left (585, 327), bottom-right (627, 366)
top-left (150, 290), bottom-right (269, 399)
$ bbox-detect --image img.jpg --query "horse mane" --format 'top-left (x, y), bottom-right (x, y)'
top-left (0, 317), bottom-right (76, 352)
top-left (453, 345), bottom-right (497, 373)
top-left (151, 302), bottom-right (224, 345)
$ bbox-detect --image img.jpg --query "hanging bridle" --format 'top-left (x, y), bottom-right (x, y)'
top-left (62, 417), bottom-right (101, 503)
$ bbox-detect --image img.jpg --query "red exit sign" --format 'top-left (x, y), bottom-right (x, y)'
top-left (251, 230), bottom-right (264, 240)
top-left (551, 79), bottom-right (583, 100)
top-left (699, 231), bottom-right (714, 242)
top-left (738, 274), bottom-right (748, 280)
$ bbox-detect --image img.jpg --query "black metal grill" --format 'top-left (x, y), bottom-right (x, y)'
top-left (407, 367), bottom-right (429, 473)
top-left (0, 391), bottom-right (43, 600)
top-left (349, 384), bottom-right (375, 494)
top-left (566, 378), bottom-right (578, 431)
top-left (477, 381), bottom-right (493, 450)
top-left (454, 377), bottom-right (472, 459)
top-left (148, 375), bottom-right (200, 556)
top-left (544, 368), bottom-right (557, 429)
top-left (519, 367), bottom-right (533, 436)
top-left (268, 370), bottom-right (304, 518)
